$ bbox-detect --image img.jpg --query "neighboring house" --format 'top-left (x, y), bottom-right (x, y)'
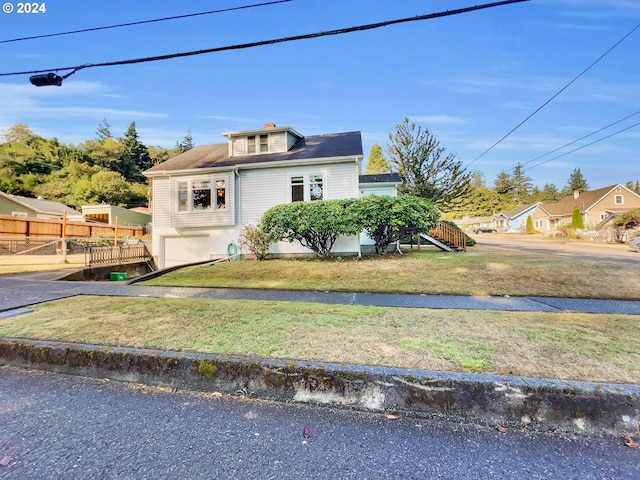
top-left (0, 191), bottom-right (82, 220)
top-left (467, 215), bottom-right (501, 231)
top-left (82, 205), bottom-right (151, 229)
top-left (539, 184), bottom-right (640, 232)
top-left (144, 124), bottom-right (368, 268)
top-left (499, 202), bottom-right (542, 232)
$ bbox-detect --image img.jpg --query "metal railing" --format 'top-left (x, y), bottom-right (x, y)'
top-left (85, 243), bottom-right (153, 266)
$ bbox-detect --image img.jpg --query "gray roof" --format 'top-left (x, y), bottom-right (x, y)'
top-left (145, 131), bottom-right (363, 174)
top-left (359, 173), bottom-right (401, 184)
top-left (0, 191), bottom-right (81, 216)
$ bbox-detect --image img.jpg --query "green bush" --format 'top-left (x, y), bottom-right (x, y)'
top-left (356, 195), bottom-right (440, 254)
top-left (238, 224), bottom-right (270, 260)
top-left (260, 199), bottom-right (361, 259)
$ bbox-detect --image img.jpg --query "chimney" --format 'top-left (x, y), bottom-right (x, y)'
top-left (264, 123), bottom-right (276, 129)
top-left (573, 190), bottom-right (579, 199)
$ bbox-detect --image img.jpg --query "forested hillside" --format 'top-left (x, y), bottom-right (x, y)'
top-left (0, 121), bottom-right (193, 208)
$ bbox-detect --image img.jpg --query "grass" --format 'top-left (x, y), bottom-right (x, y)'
top-left (1, 296), bottom-right (639, 384)
top-left (140, 247), bottom-right (640, 300)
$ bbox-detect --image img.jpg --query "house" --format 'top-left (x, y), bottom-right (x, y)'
top-left (144, 123), bottom-right (373, 268)
top-left (538, 184), bottom-right (640, 232)
top-left (0, 191), bottom-right (83, 220)
top-left (499, 202), bottom-right (542, 232)
top-left (82, 205), bottom-right (151, 230)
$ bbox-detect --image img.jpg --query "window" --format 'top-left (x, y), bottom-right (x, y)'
top-left (615, 195), bottom-right (624, 205)
top-left (178, 182), bottom-right (188, 212)
top-left (247, 134), bottom-right (269, 154)
top-left (192, 180), bottom-right (212, 210)
top-left (291, 176), bottom-right (304, 202)
top-left (535, 219), bottom-right (544, 229)
top-left (310, 175), bottom-right (324, 201)
top-left (247, 136), bottom-right (256, 154)
top-left (259, 134), bottom-right (268, 152)
top-left (600, 213), bottom-right (608, 221)
top-left (519, 218), bottom-right (526, 227)
top-left (216, 179), bottom-right (226, 209)
top-left (290, 174), bottom-right (324, 202)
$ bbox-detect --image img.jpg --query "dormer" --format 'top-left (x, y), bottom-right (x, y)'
top-left (222, 123), bottom-right (303, 157)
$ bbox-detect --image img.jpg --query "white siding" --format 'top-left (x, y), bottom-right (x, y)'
top-left (170, 173), bottom-right (235, 228)
top-left (270, 132), bottom-right (286, 153)
top-left (286, 132), bottom-right (299, 150)
top-left (152, 177), bottom-right (171, 228)
top-left (231, 137), bottom-right (246, 156)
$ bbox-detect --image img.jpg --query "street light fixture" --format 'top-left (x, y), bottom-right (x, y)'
top-left (29, 72), bottom-right (64, 87)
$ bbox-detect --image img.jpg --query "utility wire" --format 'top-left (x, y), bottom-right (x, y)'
top-left (524, 120), bottom-right (640, 172)
top-left (0, 0), bottom-right (294, 44)
top-left (468, 21), bottom-right (640, 167)
top-left (0, 0), bottom-right (530, 78)
top-left (522, 109), bottom-right (640, 165)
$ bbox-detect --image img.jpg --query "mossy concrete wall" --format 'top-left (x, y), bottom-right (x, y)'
top-left (1, 337), bottom-right (638, 438)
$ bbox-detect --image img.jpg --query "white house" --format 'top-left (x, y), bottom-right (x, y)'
top-left (144, 123), bottom-right (383, 268)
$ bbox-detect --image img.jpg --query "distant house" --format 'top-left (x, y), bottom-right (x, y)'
top-left (82, 205), bottom-right (151, 229)
top-left (0, 191), bottom-right (82, 220)
top-left (499, 202), bottom-right (542, 232)
top-left (538, 184), bottom-right (640, 232)
top-left (144, 123), bottom-right (375, 268)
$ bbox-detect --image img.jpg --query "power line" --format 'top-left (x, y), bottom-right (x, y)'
top-left (524, 120), bottom-right (640, 172)
top-left (0, 0), bottom-right (294, 44)
top-left (0, 0), bottom-right (530, 79)
top-left (468, 21), bottom-right (640, 167)
top-left (522, 109), bottom-right (640, 166)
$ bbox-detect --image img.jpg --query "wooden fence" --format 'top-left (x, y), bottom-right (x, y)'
top-left (0, 214), bottom-right (144, 238)
top-left (85, 244), bottom-right (153, 267)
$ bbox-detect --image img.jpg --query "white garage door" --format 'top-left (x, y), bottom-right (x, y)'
top-left (162, 235), bottom-right (210, 268)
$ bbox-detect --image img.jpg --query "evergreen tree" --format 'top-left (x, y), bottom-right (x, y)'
top-left (526, 215), bottom-right (535, 234)
top-left (493, 170), bottom-right (512, 194)
top-left (120, 122), bottom-right (150, 182)
top-left (563, 168), bottom-right (589, 196)
top-left (365, 143), bottom-right (391, 174)
top-left (511, 163), bottom-right (532, 204)
top-left (571, 208), bottom-right (584, 229)
top-left (387, 117), bottom-right (472, 212)
top-left (176, 128), bottom-right (195, 153)
top-left (96, 119), bottom-right (112, 140)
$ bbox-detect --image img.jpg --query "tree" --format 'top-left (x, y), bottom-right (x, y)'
top-left (120, 121), bottom-right (150, 181)
top-left (356, 195), bottom-right (440, 254)
top-left (526, 215), bottom-right (535, 234)
top-left (493, 170), bottom-right (512, 194)
top-left (613, 208), bottom-right (640, 229)
top-left (176, 129), bottom-right (195, 153)
top-left (387, 118), bottom-right (472, 212)
top-left (364, 143), bottom-right (391, 174)
top-left (571, 208), bottom-right (584, 229)
top-left (261, 199), bottom-right (362, 259)
top-left (563, 168), bottom-right (589, 196)
top-left (511, 163), bottom-right (532, 204)
top-left (96, 119), bottom-right (112, 140)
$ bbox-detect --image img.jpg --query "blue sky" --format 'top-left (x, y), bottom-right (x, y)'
top-left (0, 0), bottom-right (638, 190)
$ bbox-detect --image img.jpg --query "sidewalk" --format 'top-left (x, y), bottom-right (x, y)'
top-left (1, 270), bottom-right (639, 438)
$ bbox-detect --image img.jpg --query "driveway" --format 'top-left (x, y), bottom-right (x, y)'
top-left (472, 233), bottom-right (640, 265)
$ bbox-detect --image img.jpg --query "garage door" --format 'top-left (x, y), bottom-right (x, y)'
top-left (162, 235), bottom-right (210, 268)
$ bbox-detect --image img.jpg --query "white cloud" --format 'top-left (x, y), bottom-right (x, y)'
top-left (410, 115), bottom-right (469, 126)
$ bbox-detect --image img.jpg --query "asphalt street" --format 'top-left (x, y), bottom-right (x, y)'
top-left (1, 366), bottom-right (638, 480)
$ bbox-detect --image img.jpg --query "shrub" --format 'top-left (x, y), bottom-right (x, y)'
top-left (526, 215), bottom-right (535, 234)
top-left (356, 195), bottom-right (440, 254)
top-left (238, 224), bottom-right (270, 260)
top-left (260, 199), bottom-right (361, 259)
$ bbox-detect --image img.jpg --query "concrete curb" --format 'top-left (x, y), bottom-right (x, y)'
top-left (1, 338), bottom-right (638, 438)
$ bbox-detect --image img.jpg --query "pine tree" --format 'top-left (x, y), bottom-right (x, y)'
top-left (176, 128), bottom-right (195, 153)
top-left (563, 168), bottom-right (589, 196)
top-left (493, 171), bottom-right (512, 194)
top-left (96, 119), bottom-right (112, 140)
top-left (511, 163), bottom-right (532, 204)
top-left (365, 143), bottom-right (391, 174)
top-left (387, 117), bottom-right (472, 212)
top-left (120, 121), bottom-right (150, 182)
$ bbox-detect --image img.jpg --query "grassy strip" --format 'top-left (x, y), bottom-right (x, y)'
top-left (1, 296), bottom-right (639, 384)
top-left (140, 248), bottom-right (640, 300)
